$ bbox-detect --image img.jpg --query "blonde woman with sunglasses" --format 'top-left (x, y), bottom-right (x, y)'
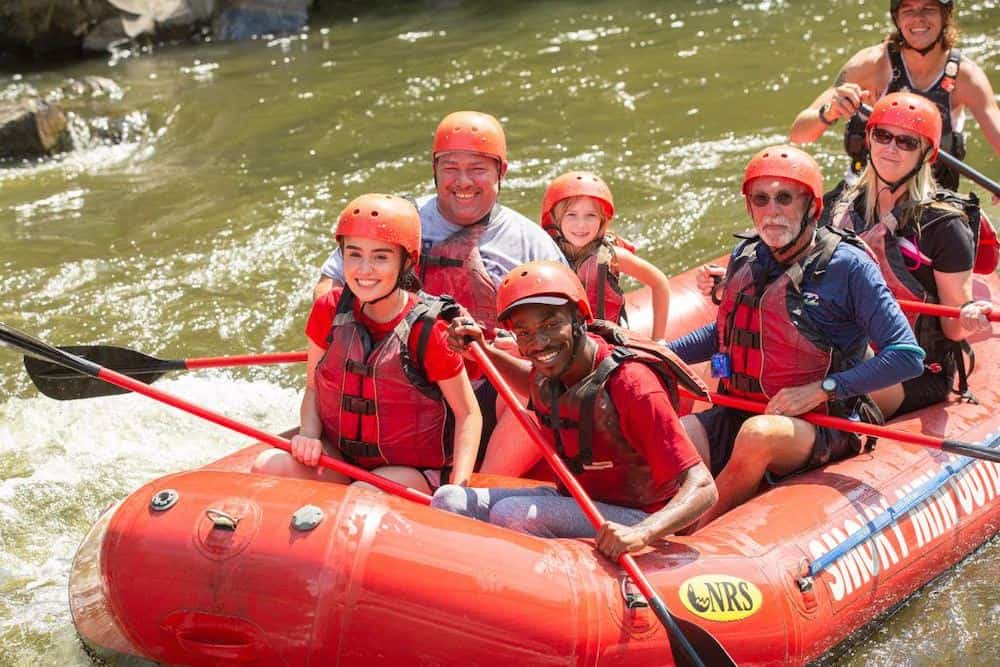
top-left (830, 91), bottom-right (993, 417)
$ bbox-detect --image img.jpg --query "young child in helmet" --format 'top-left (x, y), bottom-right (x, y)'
top-left (253, 193), bottom-right (482, 493)
top-left (541, 171), bottom-right (672, 343)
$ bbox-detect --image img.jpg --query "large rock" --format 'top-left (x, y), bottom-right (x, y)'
top-left (213, 0), bottom-right (311, 41)
top-left (1, 0), bottom-right (315, 57)
top-left (0, 100), bottom-right (70, 160)
top-left (0, 1), bottom-right (119, 57)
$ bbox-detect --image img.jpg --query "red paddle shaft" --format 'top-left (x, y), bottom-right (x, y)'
top-left (897, 300), bottom-right (1000, 323)
top-left (686, 390), bottom-right (1000, 463)
top-left (183, 351), bottom-right (308, 368)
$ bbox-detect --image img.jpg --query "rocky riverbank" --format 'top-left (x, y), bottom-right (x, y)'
top-left (0, 0), bottom-right (316, 61)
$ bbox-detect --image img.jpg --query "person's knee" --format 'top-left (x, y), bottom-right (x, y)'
top-left (431, 484), bottom-right (473, 515)
top-left (739, 415), bottom-right (790, 446)
top-left (730, 416), bottom-right (786, 463)
top-left (251, 449), bottom-right (289, 474)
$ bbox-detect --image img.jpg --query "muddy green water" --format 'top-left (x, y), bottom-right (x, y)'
top-left (1, 1), bottom-right (997, 664)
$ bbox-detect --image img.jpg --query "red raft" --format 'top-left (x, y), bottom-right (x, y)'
top-left (69, 263), bottom-right (1000, 666)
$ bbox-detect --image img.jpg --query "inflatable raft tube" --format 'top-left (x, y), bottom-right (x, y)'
top-left (68, 262), bottom-right (1000, 666)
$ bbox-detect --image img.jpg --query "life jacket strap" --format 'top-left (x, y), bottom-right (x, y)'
top-left (339, 438), bottom-right (381, 459)
top-left (346, 359), bottom-right (374, 376)
top-left (342, 395), bottom-right (376, 415)
top-left (421, 256), bottom-right (464, 268)
top-left (731, 329), bottom-right (761, 349)
top-left (728, 373), bottom-right (762, 394)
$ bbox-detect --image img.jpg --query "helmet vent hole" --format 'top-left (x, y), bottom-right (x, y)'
top-left (372, 211), bottom-right (379, 217)
top-left (353, 209), bottom-right (360, 214)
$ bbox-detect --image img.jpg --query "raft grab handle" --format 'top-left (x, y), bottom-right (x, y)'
top-left (621, 576), bottom-right (649, 609)
top-left (205, 508), bottom-right (239, 531)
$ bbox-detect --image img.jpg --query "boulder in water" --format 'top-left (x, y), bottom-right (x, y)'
top-left (0, 100), bottom-right (70, 161)
top-left (213, 0), bottom-right (311, 41)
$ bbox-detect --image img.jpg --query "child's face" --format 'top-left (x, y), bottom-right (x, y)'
top-left (342, 235), bottom-right (404, 302)
top-left (557, 197), bottom-right (604, 249)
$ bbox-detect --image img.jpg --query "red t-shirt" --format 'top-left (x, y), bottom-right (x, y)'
top-left (595, 336), bottom-right (702, 511)
top-left (305, 288), bottom-right (464, 383)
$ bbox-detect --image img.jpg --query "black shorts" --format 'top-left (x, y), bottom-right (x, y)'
top-left (897, 365), bottom-right (954, 417)
top-left (694, 404), bottom-right (864, 478)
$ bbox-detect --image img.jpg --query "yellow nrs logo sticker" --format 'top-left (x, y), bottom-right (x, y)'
top-left (679, 574), bottom-right (762, 622)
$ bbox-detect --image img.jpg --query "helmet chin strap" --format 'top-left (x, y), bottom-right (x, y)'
top-left (770, 211), bottom-right (817, 265)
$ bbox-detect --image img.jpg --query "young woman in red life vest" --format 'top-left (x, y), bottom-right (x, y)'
top-left (434, 261), bottom-right (715, 559)
top-left (829, 91), bottom-right (994, 416)
top-left (540, 172), bottom-right (673, 343)
top-left (253, 194), bottom-right (482, 493)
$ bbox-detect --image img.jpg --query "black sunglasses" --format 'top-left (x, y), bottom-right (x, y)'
top-left (748, 191), bottom-right (804, 208)
top-left (870, 127), bottom-right (922, 152)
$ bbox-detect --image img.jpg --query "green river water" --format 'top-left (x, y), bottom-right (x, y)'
top-left (1, 0), bottom-right (997, 664)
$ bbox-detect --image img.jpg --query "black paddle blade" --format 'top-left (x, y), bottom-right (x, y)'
top-left (668, 614), bottom-right (737, 667)
top-left (942, 439), bottom-right (1000, 464)
top-left (24, 345), bottom-right (184, 400)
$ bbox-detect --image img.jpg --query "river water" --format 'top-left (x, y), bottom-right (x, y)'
top-left (0, 0), bottom-right (997, 664)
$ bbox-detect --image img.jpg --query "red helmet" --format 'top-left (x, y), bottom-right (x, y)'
top-left (741, 145), bottom-right (824, 220)
top-left (432, 111), bottom-right (508, 176)
top-left (335, 193), bottom-right (422, 264)
top-left (865, 91), bottom-right (942, 163)
top-left (540, 171), bottom-right (615, 232)
top-left (496, 261), bottom-right (593, 323)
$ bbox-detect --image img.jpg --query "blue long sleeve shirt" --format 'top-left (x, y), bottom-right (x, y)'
top-left (668, 238), bottom-right (925, 400)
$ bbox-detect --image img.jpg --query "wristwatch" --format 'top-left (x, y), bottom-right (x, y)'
top-left (818, 103), bottom-right (836, 126)
top-left (821, 376), bottom-right (838, 400)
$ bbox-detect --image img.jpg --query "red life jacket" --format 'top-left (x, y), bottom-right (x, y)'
top-left (564, 234), bottom-right (634, 324)
top-left (314, 291), bottom-right (454, 469)
top-left (419, 218), bottom-right (498, 333)
top-left (716, 227), bottom-right (856, 404)
top-left (831, 194), bottom-right (929, 329)
top-left (529, 326), bottom-right (709, 510)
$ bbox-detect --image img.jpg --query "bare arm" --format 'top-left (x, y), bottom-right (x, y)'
top-left (933, 268), bottom-right (982, 340)
top-left (436, 370), bottom-right (483, 486)
top-left (594, 463), bottom-right (717, 559)
top-left (789, 46), bottom-right (884, 143)
top-left (616, 248), bottom-right (671, 341)
top-left (291, 341), bottom-right (327, 466)
top-left (956, 59), bottom-right (1000, 156)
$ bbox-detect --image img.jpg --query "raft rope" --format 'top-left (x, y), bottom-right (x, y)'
top-left (802, 430), bottom-right (1000, 585)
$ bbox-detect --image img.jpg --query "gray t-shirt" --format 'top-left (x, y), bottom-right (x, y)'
top-left (320, 194), bottom-right (566, 285)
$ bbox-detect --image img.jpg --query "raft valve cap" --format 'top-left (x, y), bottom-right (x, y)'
top-left (150, 489), bottom-right (179, 512)
top-left (291, 505), bottom-right (325, 531)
